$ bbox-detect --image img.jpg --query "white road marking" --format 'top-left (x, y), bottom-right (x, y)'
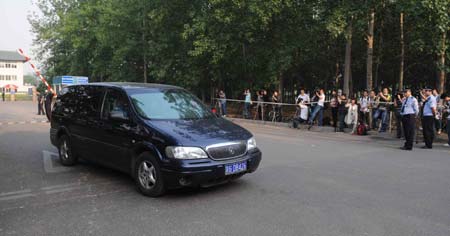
top-left (41, 183), bottom-right (80, 191)
top-left (0, 193), bottom-right (35, 201)
top-left (45, 186), bottom-right (81, 194)
top-left (0, 189), bottom-right (32, 197)
top-left (42, 150), bottom-right (72, 173)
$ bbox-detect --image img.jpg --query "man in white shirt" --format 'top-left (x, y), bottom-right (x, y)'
top-left (296, 89), bottom-right (310, 105)
top-left (308, 89), bottom-right (325, 129)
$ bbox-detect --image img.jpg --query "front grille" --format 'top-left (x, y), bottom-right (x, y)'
top-left (206, 141), bottom-right (247, 160)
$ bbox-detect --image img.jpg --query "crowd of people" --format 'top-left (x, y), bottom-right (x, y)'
top-left (215, 86), bottom-right (450, 150)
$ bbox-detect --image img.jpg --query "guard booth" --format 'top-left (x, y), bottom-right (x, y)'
top-left (52, 76), bottom-right (89, 94)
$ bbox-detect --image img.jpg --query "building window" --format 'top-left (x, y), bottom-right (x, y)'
top-left (0, 63), bottom-right (4, 68)
top-left (0, 75), bottom-right (4, 80)
top-left (6, 75), bottom-right (11, 81)
top-left (12, 75), bottom-right (17, 80)
top-left (5, 63), bottom-right (11, 68)
top-left (12, 64), bottom-right (17, 68)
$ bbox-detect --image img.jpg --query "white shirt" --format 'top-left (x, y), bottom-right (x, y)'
top-left (296, 94), bottom-right (310, 104)
top-left (318, 94), bottom-right (325, 107)
top-left (299, 103), bottom-right (309, 120)
top-left (345, 104), bottom-right (358, 125)
top-left (359, 96), bottom-right (369, 112)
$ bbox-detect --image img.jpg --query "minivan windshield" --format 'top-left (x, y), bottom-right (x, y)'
top-left (130, 89), bottom-right (214, 120)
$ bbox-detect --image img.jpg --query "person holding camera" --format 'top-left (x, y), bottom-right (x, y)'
top-left (393, 91), bottom-right (404, 138)
top-left (308, 89), bottom-right (325, 130)
top-left (373, 88), bottom-right (391, 132)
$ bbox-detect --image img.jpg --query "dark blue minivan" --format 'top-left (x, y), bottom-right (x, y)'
top-left (50, 83), bottom-right (261, 197)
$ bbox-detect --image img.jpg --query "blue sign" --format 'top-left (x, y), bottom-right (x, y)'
top-left (61, 76), bottom-right (74, 85)
top-left (59, 76), bottom-right (88, 85)
top-left (77, 77), bottom-right (89, 84)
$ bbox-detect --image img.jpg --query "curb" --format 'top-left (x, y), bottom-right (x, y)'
top-left (227, 118), bottom-right (353, 133)
top-left (227, 117), bottom-right (449, 144)
top-left (0, 120), bottom-right (49, 126)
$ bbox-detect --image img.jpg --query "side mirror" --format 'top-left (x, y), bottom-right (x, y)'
top-left (109, 109), bottom-right (129, 121)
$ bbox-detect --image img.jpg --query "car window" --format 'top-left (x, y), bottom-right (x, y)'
top-left (56, 86), bottom-right (77, 116)
top-left (77, 86), bottom-right (104, 119)
top-left (102, 89), bottom-right (130, 120)
top-left (129, 89), bottom-right (213, 120)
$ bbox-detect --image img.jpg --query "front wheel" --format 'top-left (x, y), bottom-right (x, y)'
top-left (58, 135), bottom-right (78, 166)
top-left (134, 152), bottom-right (165, 197)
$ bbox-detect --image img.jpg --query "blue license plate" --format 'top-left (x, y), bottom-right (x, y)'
top-left (225, 161), bottom-right (247, 175)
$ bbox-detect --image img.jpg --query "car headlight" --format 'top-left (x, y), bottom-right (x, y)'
top-left (165, 146), bottom-right (208, 159)
top-left (247, 137), bottom-right (257, 151)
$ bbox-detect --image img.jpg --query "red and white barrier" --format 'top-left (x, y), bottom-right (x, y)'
top-left (17, 48), bottom-right (56, 96)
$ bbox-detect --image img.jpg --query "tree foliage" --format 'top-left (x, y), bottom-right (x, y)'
top-left (29, 0), bottom-right (450, 101)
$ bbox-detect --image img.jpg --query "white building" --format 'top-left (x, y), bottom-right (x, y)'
top-left (0, 50), bottom-right (29, 92)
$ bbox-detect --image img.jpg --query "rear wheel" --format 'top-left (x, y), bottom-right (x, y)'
top-left (58, 134), bottom-right (77, 166)
top-left (134, 152), bottom-right (165, 197)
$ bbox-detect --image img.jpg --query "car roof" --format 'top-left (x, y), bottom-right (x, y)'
top-left (71, 82), bottom-right (182, 91)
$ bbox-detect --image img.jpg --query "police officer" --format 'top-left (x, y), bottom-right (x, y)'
top-left (400, 89), bottom-right (419, 150)
top-left (421, 87), bottom-right (437, 149)
top-left (37, 92), bottom-right (45, 115)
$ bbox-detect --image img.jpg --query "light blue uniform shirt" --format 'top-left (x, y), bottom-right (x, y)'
top-left (401, 96), bottom-right (419, 116)
top-left (422, 96), bottom-right (437, 117)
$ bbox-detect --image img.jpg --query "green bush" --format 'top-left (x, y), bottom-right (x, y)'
top-left (5, 93), bottom-right (33, 101)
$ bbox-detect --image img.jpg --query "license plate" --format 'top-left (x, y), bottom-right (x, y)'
top-left (225, 161), bottom-right (247, 175)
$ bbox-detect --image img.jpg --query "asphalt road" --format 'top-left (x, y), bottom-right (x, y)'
top-left (1, 101), bottom-right (450, 236)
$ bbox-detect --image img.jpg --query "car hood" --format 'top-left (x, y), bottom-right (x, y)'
top-left (145, 118), bottom-right (252, 147)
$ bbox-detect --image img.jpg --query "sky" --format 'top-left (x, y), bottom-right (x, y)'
top-left (0, 0), bottom-right (40, 74)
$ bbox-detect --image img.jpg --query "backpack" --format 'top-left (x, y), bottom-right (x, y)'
top-left (357, 123), bottom-right (368, 135)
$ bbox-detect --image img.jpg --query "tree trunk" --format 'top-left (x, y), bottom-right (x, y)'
top-left (399, 12), bottom-right (405, 91)
top-left (343, 20), bottom-right (353, 96)
top-left (438, 32), bottom-right (446, 94)
top-left (366, 10), bottom-right (375, 91)
top-left (278, 72), bottom-right (284, 102)
top-left (142, 2), bottom-right (148, 83)
top-left (374, 0), bottom-right (385, 91)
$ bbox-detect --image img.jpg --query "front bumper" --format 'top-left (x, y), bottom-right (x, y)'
top-left (161, 148), bottom-right (262, 188)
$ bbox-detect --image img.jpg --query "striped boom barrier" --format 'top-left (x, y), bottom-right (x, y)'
top-left (17, 48), bottom-right (56, 96)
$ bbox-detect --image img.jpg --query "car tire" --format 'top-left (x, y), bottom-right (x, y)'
top-left (134, 152), bottom-right (165, 197)
top-left (58, 134), bottom-right (78, 166)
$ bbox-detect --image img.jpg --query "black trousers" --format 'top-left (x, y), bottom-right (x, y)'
top-left (422, 116), bottom-right (435, 148)
top-left (395, 111), bottom-right (403, 138)
top-left (338, 111), bottom-right (346, 132)
top-left (38, 102), bottom-right (44, 115)
top-left (331, 108), bottom-right (338, 128)
top-left (402, 114), bottom-right (415, 149)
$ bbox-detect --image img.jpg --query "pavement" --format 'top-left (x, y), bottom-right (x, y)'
top-left (1, 101), bottom-right (450, 236)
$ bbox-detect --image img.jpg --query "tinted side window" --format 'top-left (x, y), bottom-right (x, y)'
top-left (77, 86), bottom-right (104, 119)
top-left (56, 86), bottom-right (77, 116)
top-left (102, 89), bottom-right (130, 120)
